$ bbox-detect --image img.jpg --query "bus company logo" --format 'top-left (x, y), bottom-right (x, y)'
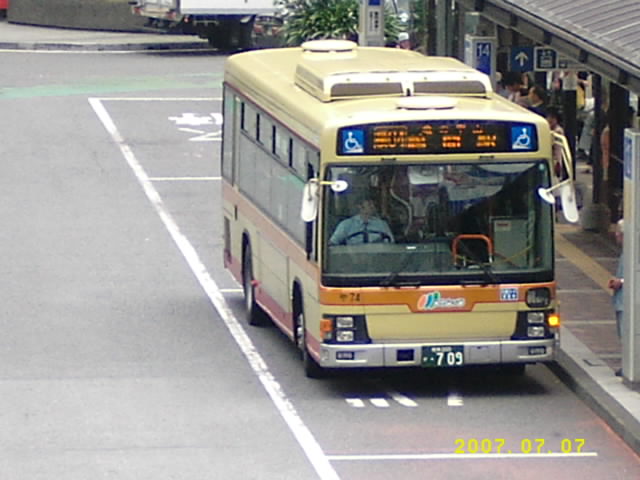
top-left (418, 291), bottom-right (466, 310)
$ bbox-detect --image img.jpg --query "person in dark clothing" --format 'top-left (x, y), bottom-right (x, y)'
top-left (527, 84), bottom-right (547, 117)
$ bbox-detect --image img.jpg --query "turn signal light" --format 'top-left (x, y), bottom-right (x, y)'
top-left (547, 313), bottom-right (560, 328)
top-left (320, 318), bottom-right (333, 340)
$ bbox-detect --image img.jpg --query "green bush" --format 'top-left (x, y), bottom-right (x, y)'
top-left (276, 0), bottom-right (400, 46)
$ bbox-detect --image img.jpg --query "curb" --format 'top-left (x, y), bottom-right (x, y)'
top-left (550, 327), bottom-right (640, 456)
top-left (0, 41), bottom-right (212, 51)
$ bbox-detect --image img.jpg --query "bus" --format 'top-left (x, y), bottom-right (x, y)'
top-left (221, 40), bottom-right (575, 377)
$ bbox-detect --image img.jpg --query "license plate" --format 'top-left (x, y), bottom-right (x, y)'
top-left (422, 345), bottom-right (464, 367)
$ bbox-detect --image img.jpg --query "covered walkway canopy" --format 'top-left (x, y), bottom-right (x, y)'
top-left (457, 0), bottom-right (640, 93)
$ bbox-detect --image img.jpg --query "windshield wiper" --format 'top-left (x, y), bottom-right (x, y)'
top-left (455, 240), bottom-right (499, 285)
top-left (381, 248), bottom-right (420, 287)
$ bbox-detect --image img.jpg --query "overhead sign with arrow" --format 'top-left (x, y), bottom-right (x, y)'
top-left (510, 46), bottom-right (534, 72)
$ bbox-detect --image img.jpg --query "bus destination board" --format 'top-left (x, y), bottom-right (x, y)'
top-left (337, 121), bottom-right (538, 156)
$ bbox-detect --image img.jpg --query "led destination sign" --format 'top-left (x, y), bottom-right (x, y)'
top-left (338, 121), bottom-right (538, 156)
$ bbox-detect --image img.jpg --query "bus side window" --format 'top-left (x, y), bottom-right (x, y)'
top-left (221, 88), bottom-right (235, 182)
top-left (243, 103), bottom-right (257, 139)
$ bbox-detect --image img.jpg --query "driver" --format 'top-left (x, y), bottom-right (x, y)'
top-left (329, 198), bottom-right (394, 245)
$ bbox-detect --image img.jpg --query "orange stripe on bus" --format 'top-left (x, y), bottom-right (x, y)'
top-left (319, 282), bottom-right (555, 313)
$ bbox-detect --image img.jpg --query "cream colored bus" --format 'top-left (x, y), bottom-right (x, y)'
top-left (222, 40), bottom-right (572, 377)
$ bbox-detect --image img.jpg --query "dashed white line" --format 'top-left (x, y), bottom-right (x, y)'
top-left (387, 390), bottom-right (418, 408)
top-left (89, 97), bottom-right (340, 480)
top-left (447, 391), bottom-right (464, 407)
top-left (370, 398), bottom-right (390, 408)
top-left (345, 398), bottom-right (366, 408)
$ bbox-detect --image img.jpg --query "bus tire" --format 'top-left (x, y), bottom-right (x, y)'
top-left (293, 292), bottom-right (325, 379)
top-left (242, 245), bottom-right (266, 327)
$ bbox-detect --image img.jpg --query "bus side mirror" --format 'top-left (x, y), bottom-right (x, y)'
top-left (538, 182), bottom-right (579, 223)
top-left (301, 181), bottom-right (319, 222)
top-left (537, 132), bottom-right (579, 223)
top-left (300, 179), bottom-right (349, 222)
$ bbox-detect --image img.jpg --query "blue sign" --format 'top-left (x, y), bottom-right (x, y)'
top-left (340, 128), bottom-right (365, 154)
top-left (475, 41), bottom-right (492, 76)
top-left (368, 0), bottom-right (381, 4)
top-left (534, 47), bottom-right (557, 71)
top-left (500, 287), bottom-right (519, 301)
top-left (511, 125), bottom-right (536, 151)
top-left (510, 46), bottom-right (534, 72)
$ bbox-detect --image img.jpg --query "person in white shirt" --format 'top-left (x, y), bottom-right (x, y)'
top-left (329, 198), bottom-right (394, 245)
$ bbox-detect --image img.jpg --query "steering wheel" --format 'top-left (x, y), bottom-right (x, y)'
top-left (344, 230), bottom-right (392, 244)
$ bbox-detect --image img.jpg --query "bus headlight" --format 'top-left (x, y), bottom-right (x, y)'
top-left (336, 316), bottom-right (355, 328)
top-left (526, 288), bottom-right (551, 308)
top-left (527, 326), bottom-right (546, 337)
top-left (322, 315), bottom-right (371, 344)
top-left (513, 310), bottom-right (555, 340)
top-left (336, 330), bottom-right (355, 342)
top-left (527, 312), bottom-right (545, 324)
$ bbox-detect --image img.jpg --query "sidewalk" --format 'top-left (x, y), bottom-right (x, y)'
top-left (0, 18), bottom-right (210, 51)
top-left (553, 161), bottom-right (640, 454)
top-left (2, 18), bottom-right (640, 456)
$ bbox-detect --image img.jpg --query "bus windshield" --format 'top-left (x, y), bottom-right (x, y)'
top-left (323, 161), bottom-right (553, 287)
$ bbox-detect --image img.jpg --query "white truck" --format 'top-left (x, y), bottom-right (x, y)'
top-left (129, 0), bottom-right (277, 49)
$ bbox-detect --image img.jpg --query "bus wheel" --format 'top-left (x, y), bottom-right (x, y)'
top-left (242, 246), bottom-right (266, 326)
top-left (293, 296), bottom-right (324, 379)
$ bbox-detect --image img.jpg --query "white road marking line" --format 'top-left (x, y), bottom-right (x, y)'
top-left (447, 391), bottom-right (464, 407)
top-left (89, 98), bottom-right (340, 480)
top-left (179, 127), bottom-right (208, 134)
top-left (326, 452), bottom-right (598, 461)
top-left (190, 134), bottom-right (221, 142)
top-left (149, 177), bottom-right (221, 181)
top-left (220, 288), bottom-right (243, 294)
top-left (370, 398), bottom-right (390, 408)
top-left (345, 398), bottom-right (366, 408)
top-left (387, 390), bottom-right (418, 407)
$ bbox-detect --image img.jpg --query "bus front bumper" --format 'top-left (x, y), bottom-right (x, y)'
top-left (317, 338), bottom-right (558, 368)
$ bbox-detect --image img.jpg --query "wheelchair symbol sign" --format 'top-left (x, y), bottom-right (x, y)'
top-left (511, 125), bottom-right (535, 151)
top-left (341, 128), bottom-right (365, 154)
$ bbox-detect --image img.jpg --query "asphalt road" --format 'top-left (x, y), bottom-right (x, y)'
top-left (1, 48), bottom-right (639, 479)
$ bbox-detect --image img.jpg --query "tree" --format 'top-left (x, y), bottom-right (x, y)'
top-left (276, 0), bottom-right (401, 47)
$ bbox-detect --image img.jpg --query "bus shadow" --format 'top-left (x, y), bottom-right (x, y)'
top-left (223, 296), bottom-right (551, 400)
top-left (326, 365), bottom-right (551, 400)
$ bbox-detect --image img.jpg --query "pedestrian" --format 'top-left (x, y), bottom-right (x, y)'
top-left (498, 71), bottom-right (523, 103)
top-left (608, 218), bottom-right (624, 376)
top-left (396, 32), bottom-right (411, 50)
top-left (546, 107), bottom-right (565, 179)
top-left (526, 84), bottom-right (548, 117)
